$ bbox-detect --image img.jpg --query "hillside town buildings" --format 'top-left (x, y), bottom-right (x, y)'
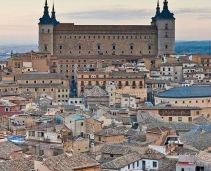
top-left (2, 0), bottom-right (211, 170)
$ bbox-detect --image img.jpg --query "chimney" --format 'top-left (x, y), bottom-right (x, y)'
top-left (66, 149), bottom-right (74, 157)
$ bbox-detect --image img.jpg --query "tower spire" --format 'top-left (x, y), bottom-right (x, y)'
top-left (163, 0), bottom-right (168, 10)
top-left (156, 0), bottom-right (160, 15)
top-left (44, 0), bottom-right (49, 15)
top-left (51, 2), bottom-right (59, 26)
top-left (51, 2), bottom-right (55, 18)
top-left (39, 0), bottom-right (52, 25)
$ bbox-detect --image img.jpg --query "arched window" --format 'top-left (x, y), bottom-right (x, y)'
top-left (97, 44), bottom-right (101, 50)
top-left (130, 44), bottom-right (134, 50)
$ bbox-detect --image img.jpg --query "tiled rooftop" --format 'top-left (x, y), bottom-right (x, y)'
top-left (0, 155), bottom-right (43, 171)
top-left (180, 127), bottom-right (211, 150)
top-left (145, 121), bottom-right (197, 132)
top-left (94, 128), bottom-right (125, 136)
top-left (54, 23), bottom-right (157, 32)
top-left (146, 126), bottom-right (173, 135)
top-left (42, 153), bottom-right (99, 171)
top-left (141, 148), bottom-right (165, 160)
top-left (15, 73), bottom-right (66, 80)
top-left (100, 144), bottom-right (132, 155)
top-left (197, 151), bottom-right (211, 164)
top-left (193, 116), bottom-right (211, 125)
top-left (101, 152), bottom-right (141, 170)
top-left (84, 86), bottom-right (108, 97)
top-left (0, 141), bottom-right (22, 160)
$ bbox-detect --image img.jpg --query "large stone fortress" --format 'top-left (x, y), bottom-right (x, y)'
top-left (39, 0), bottom-right (175, 56)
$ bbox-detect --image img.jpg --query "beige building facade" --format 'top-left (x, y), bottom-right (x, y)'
top-left (38, 0), bottom-right (175, 56)
top-left (15, 73), bottom-right (69, 103)
top-left (155, 86), bottom-right (211, 117)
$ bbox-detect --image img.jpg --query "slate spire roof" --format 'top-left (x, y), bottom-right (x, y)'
top-left (51, 2), bottom-right (60, 26)
top-left (158, 0), bottom-right (175, 19)
top-left (39, 0), bottom-right (59, 26)
top-left (151, 0), bottom-right (161, 23)
top-left (151, 0), bottom-right (174, 23)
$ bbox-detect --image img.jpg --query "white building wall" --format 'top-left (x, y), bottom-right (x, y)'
top-left (120, 160), bottom-right (143, 171)
top-left (118, 159), bottom-right (159, 171)
top-left (149, 145), bottom-right (166, 155)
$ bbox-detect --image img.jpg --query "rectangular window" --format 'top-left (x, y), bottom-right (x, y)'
top-left (169, 117), bottom-right (172, 122)
top-left (153, 161), bottom-right (157, 168)
top-left (178, 117), bottom-right (182, 122)
top-left (44, 45), bottom-right (48, 51)
top-left (148, 45), bottom-right (151, 50)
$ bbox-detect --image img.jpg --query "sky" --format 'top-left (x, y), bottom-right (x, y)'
top-left (0, 0), bottom-right (211, 44)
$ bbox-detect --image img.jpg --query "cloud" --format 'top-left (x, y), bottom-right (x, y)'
top-left (58, 7), bottom-right (211, 21)
top-left (58, 8), bottom-right (154, 21)
top-left (175, 7), bottom-right (211, 19)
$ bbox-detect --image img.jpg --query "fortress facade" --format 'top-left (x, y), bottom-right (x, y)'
top-left (38, 0), bottom-right (175, 56)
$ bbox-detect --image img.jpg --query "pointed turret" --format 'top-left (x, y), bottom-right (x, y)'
top-left (51, 2), bottom-right (60, 26)
top-left (39, 0), bottom-right (53, 25)
top-left (163, 0), bottom-right (168, 10)
top-left (156, 0), bottom-right (160, 14)
top-left (158, 0), bottom-right (174, 19)
top-left (151, 0), bottom-right (161, 24)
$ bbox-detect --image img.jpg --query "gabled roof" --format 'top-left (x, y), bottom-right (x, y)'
top-left (101, 152), bottom-right (141, 169)
top-left (94, 128), bottom-right (125, 137)
top-left (42, 153), bottom-right (99, 171)
top-left (100, 144), bottom-right (131, 155)
top-left (146, 126), bottom-right (171, 134)
top-left (0, 141), bottom-right (22, 160)
top-left (85, 86), bottom-right (108, 97)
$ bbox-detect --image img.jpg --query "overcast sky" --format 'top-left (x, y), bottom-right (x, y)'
top-left (0, 0), bottom-right (211, 44)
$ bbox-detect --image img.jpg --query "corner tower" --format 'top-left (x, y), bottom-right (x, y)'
top-left (38, 0), bottom-right (59, 55)
top-left (153, 0), bottom-right (175, 55)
